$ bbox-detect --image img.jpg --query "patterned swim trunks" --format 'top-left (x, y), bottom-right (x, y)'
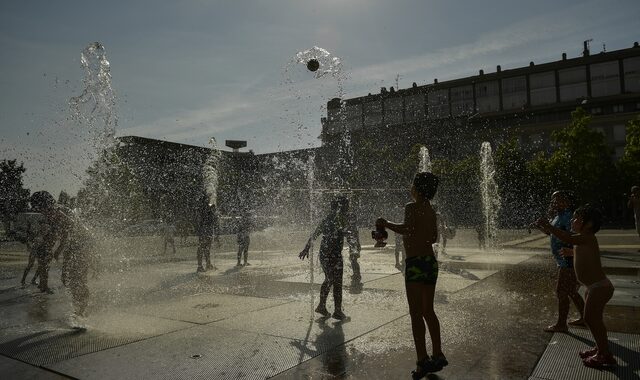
top-left (405, 255), bottom-right (438, 284)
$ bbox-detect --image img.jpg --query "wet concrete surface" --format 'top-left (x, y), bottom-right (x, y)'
top-left (0, 229), bottom-right (638, 379)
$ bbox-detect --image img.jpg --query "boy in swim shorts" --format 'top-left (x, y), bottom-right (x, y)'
top-left (378, 172), bottom-right (447, 379)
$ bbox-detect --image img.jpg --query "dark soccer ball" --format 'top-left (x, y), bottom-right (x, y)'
top-left (306, 59), bottom-right (320, 72)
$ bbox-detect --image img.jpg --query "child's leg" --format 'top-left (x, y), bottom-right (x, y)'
top-left (554, 268), bottom-right (573, 327)
top-left (584, 286), bottom-right (614, 355)
top-left (318, 255), bottom-right (331, 310)
top-left (21, 253), bottom-right (36, 284)
top-left (236, 242), bottom-right (243, 264)
top-left (406, 282), bottom-right (428, 361)
top-left (332, 257), bottom-right (344, 311)
top-left (566, 269), bottom-right (585, 320)
top-left (421, 284), bottom-right (442, 357)
top-left (243, 236), bottom-right (250, 263)
top-left (67, 251), bottom-right (89, 317)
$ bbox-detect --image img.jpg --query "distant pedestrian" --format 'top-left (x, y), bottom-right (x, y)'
top-left (236, 209), bottom-right (253, 266)
top-left (196, 195), bottom-right (220, 272)
top-left (377, 172), bottom-right (448, 378)
top-left (433, 205), bottom-right (453, 257)
top-left (162, 219), bottom-right (177, 255)
top-left (535, 205), bottom-right (616, 368)
top-left (628, 186), bottom-right (640, 252)
top-left (530, 190), bottom-right (585, 332)
top-left (474, 223), bottom-right (486, 250)
top-left (299, 196), bottom-right (350, 320)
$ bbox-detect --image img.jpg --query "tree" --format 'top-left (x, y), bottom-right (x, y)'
top-left (431, 155), bottom-right (481, 227)
top-left (543, 108), bottom-right (616, 207)
top-left (494, 138), bottom-right (536, 226)
top-left (58, 190), bottom-right (71, 207)
top-left (618, 116), bottom-right (640, 191)
top-left (0, 160), bottom-right (30, 235)
top-left (77, 149), bottom-right (151, 229)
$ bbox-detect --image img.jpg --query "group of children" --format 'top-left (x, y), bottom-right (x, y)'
top-left (531, 190), bottom-right (620, 368)
top-left (15, 178), bottom-right (623, 376)
top-left (299, 174), bottom-right (619, 378)
top-left (16, 191), bottom-right (92, 325)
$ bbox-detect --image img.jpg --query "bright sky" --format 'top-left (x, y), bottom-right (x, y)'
top-left (1, 0), bottom-right (639, 196)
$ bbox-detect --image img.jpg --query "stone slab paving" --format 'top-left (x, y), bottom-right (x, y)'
top-left (0, 312), bottom-right (191, 366)
top-left (49, 324), bottom-right (332, 380)
top-left (126, 293), bottom-right (292, 324)
top-left (0, 355), bottom-right (69, 380)
top-left (1, 233), bottom-right (638, 380)
top-left (210, 300), bottom-right (406, 344)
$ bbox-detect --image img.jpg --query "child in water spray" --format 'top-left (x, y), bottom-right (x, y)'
top-left (377, 173), bottom-right (448, 378)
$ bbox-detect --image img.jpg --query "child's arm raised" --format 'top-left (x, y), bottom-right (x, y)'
top-left (381, 204), bottom-right (414, 235)
top-left (535, 217), bottom-right (586, 245)
top-left (299, 219), bottom-right (325, 259)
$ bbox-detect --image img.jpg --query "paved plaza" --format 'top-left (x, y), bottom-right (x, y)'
top-left (0, 229), bottom-right (638, 379)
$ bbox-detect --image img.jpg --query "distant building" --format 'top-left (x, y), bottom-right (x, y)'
top-left (321, 42), bottom-right (640, 159)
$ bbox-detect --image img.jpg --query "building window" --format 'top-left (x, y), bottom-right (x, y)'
top-left (475, 81), bottom-right (500, 113)
top-left (623, 57), bottom-right (640, 93)
top-left (590, 61), bottom-right (621, 97)
top-left (615, 146), bottom-right (625, 159)
top-left (613, 104), bottom-right (624, 113)
top-left (613, 124), bottom-right (626, 142)
top-left (384, 97), bottom-right (403, 125)
top-left (363, 100), bottom-right (383, 126)
top-left (590, 107), bottom-right (602, 115)
top-left (427, 89), bottom-right (450, 119)
top-left (559, 66), bottom-right (587, 102)
top-left (404, 94), bottom-right (426, 122)
top-left (502, 76), bottom-right (527, 110)
top-left (450, 85), bottom-right (474, 116)
top-left (530, 71), bottom-right (556, 106)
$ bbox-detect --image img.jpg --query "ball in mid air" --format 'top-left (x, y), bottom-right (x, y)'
top-left (306, 59), bottom-right (320, 72)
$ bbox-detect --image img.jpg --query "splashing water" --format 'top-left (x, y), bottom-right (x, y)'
top-left (294, 46), bottom-right (344, 81)
top-left (203, 137), bottom-right (221, 206)
top-left (479, 142), bottom-right (501, 249)
top-left (69, 42), bottom-right (117, 150)
top-left (280, 46), bottom-right (347, 147)
top-left (68, 42), bottom-right (123, 228)
top-left (418, 146), bottom-right (432, 173)
top-left (306, 154), bottom-right (316, 318)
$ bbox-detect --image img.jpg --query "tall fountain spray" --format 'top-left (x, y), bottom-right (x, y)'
top-left (479, 142), bottom-right (501, 249)
top-left (418, 145), bottom-right (432, 173)
top-left (70, 42), bottom-right (117, 152)
top-left (68, 42), bottom-right (119, 227)
top-left (203, 137), bottom-right (221, 207)
top-left (306, 154), bottom-right (316, 317)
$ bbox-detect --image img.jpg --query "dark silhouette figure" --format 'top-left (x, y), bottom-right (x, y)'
top-left (346, 211), bottom-right (362, 290)
top-left (299, 196), bottom-right (350, 320)
top-left (196, 195), bottom-right (220, 272)
top-left (236, 209), bottom-right (253, 266)
top-left (30, 191), bottom-right (92, 320)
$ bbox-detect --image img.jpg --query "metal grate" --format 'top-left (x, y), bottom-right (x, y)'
top-left (529, 328), bottom-right (640, 380)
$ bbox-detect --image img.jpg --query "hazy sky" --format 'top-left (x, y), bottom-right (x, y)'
top-left (1, 0), bottom-right (639, 195)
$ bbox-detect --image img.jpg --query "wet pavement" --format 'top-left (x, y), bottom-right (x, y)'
top-left (0, 229), bottom-right (638, 379)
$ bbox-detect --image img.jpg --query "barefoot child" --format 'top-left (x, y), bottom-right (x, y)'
top-left (377, 172), bottom-right (447, 378)
top-left (531, 191), bottom-right (585, 332)
top-left (299, 196), bottom-right (349, 320)
top-left (535, 205), bottom-right (616, 368)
